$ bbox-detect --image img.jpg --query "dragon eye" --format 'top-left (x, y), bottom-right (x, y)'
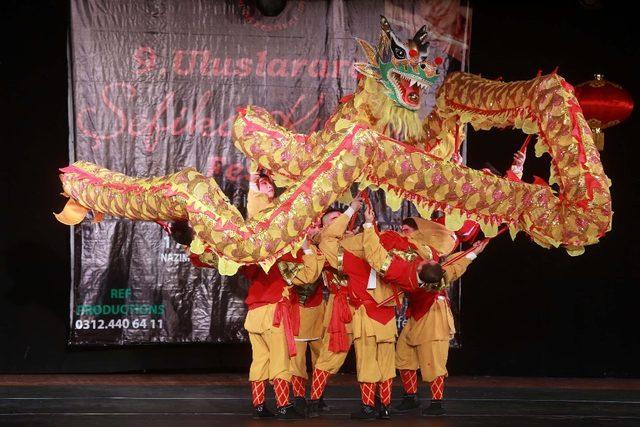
top-left (420, 63), bottom-right (426, 69)
top-left (393, 47), bottom-right (406, 59)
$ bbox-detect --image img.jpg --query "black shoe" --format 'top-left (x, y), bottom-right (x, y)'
top-left (293, 397), bottom-right (307, 415)
top-left (421, 399), bottom-right (446, 416)
top-left (378, 404), bottom-right (391, 419)
top-left (252, 403), bottom-right (275, 419)
top-left (276, 403), bottom-right (306, 419)
top-left (393, 393), bottom-right (421, 413)
top-left (306, 399), bottom-right (320, 418)
top-left (318, 396), bottom-right (331, 412)
top-left (350, 404), bottom-right (378, 420)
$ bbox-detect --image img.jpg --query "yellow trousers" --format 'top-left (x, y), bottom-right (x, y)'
top-left (354, 332), bottom-right (396, 383)
top-left (314, 302), bottom-right (396, 382)
top-left (289, 339), bottom-right (323, 379)
top-left (395, 298), bottom-right (454, 382)
top-left (288, 302), bottom-right (325, 378)
top-left (245, 304), bottom-right (291, 382)
top-left (313, 328), bottom-right (353, 374)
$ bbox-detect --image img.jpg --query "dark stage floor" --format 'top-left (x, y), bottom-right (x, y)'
top-left (1, 374), bottom-right (639, 426)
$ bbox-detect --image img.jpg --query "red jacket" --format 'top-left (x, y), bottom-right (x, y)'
top-left (243, 253), bottom-right (300, 310)
top-left (242, 253), bottom-right (303, 357)
top-left (377, 231), bottom-right (446, 321)
top-left (404, 288), bottom-right (447, 321)
top-left (322, 252), bottom-right (397, 353)
top-left (342, 250), bottom-right (396, 326)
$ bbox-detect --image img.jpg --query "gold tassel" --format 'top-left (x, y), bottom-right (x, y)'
top-left (592, 127), bottom-right (604, 151)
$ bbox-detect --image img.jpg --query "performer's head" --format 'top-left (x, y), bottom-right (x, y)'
top-left (322, 208), bottom-right (344, 227)
top-left (417, 260), bottom-right (444, 284)
top-left (257, 174), bottom-right (275, 199)
top-left (169, 221), bottom-right (194, 246)
top-left (401, 217), bottom-right (419, 235)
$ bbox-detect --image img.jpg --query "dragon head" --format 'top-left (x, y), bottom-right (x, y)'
top-left (355, 16), bottom-right (440, 111)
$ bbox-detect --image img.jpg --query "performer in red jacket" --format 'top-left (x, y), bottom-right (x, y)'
top-left (242, 242), bottom-right (324, 419)
top-left (287, 221), bottom-right (329, 415)
top-left (243, 173), bottom-right (325, 419)
top-left (384, 145), bottom-right (526, 416)
top-left (307, 198), bottom-right (416, 419)
top-left (361, 206), bottom-right (486, 416)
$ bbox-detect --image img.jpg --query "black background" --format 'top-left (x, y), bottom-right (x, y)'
top-left (1, 0), bottom-right (638, 377)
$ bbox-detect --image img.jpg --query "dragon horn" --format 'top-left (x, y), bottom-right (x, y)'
top-left (413, 24), bottom-right (430, 48)
top-left (380, 15), bottom-right (392, 35)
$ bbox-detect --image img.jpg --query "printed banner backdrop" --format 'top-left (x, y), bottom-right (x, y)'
top-left (68, 0), bottom-right (471, 345)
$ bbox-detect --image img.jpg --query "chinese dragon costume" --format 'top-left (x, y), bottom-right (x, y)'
top-left (55, 16), bottom-right (612, 275)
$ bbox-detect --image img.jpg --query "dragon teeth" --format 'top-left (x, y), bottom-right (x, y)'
top-left (392, 71), bottom-right (428, 90)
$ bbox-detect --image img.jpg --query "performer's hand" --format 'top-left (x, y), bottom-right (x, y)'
top-left (364, 205), bottom-right (375, 224)
top-left (512, 151), bottom-right (526, 168)
top-left (510, 151), bottom-right (526, 179)
top-left (350, 196), bottom-right (363, 213)
top-left (472, 239), bottom-right (489, 255)
top-left (301, 239), bottom-right (311, 251)
top-left (344, 226), bottom-right (361, 236)
top-left (306, 220), bottom-right (321, 241)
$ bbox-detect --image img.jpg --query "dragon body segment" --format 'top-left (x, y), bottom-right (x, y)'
top-left (57, 18), bottom-right (612, 274)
